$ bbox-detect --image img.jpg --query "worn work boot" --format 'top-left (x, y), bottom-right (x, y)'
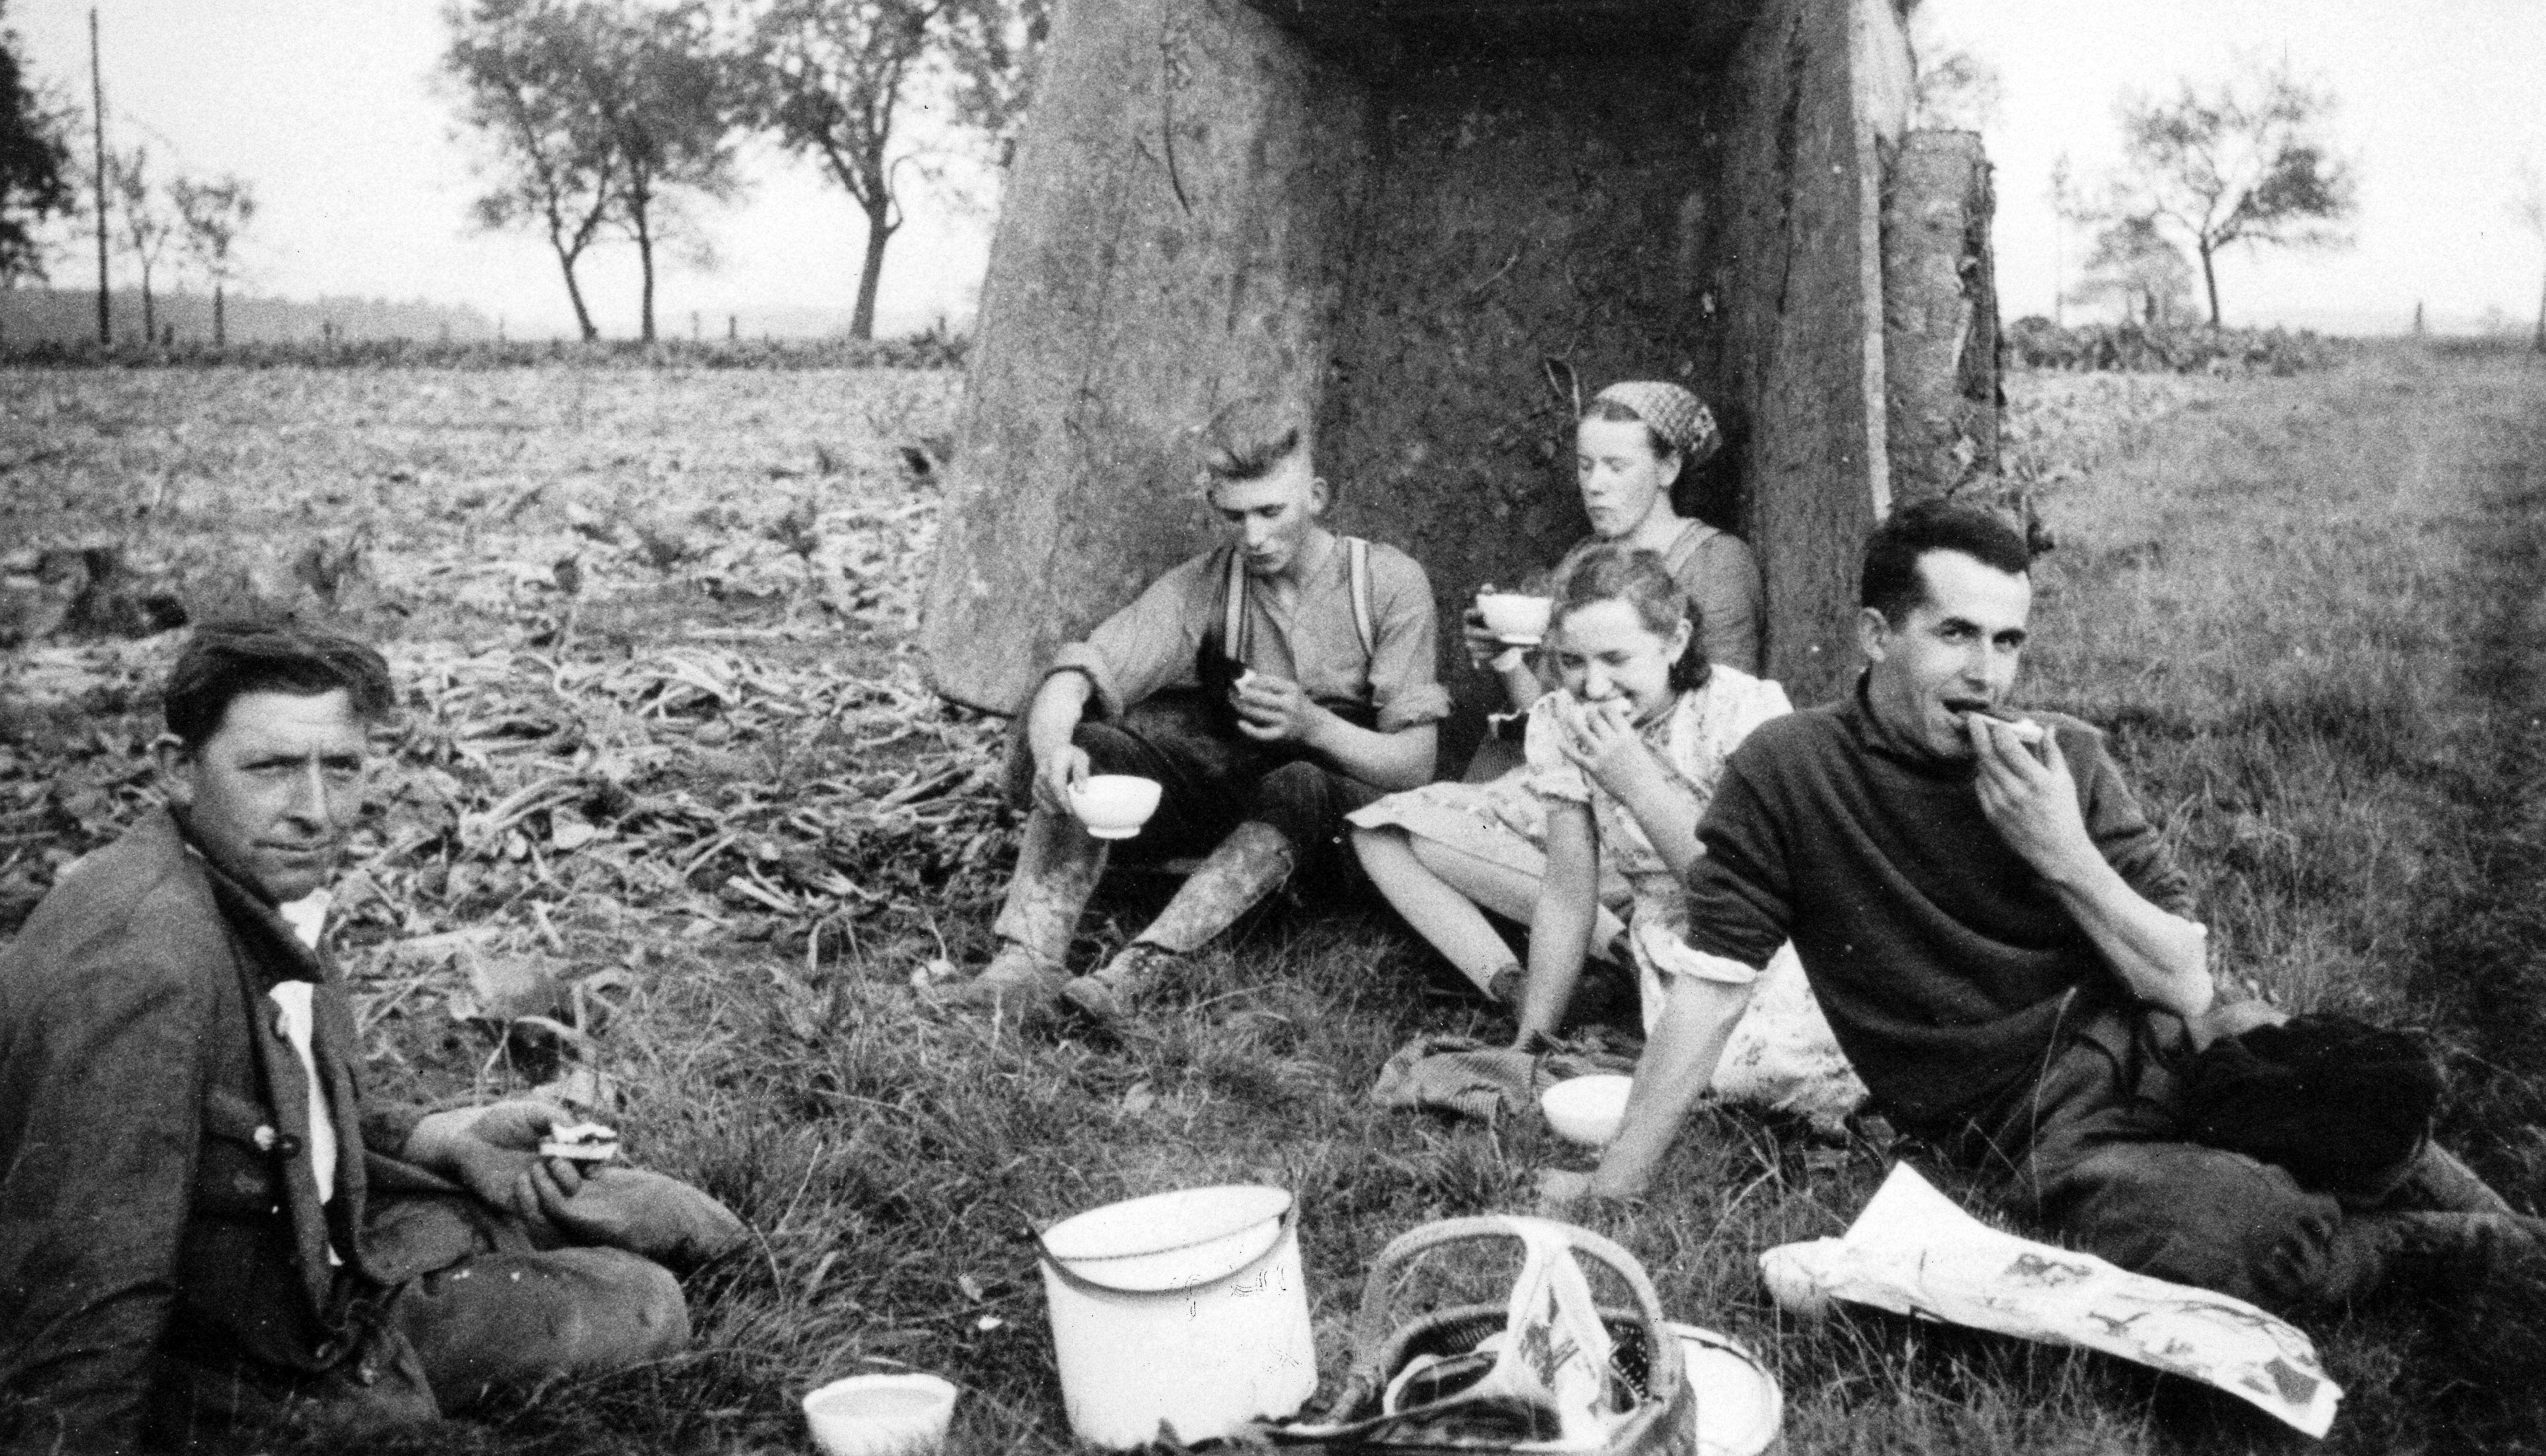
top-left (1060, 943), bottom-right (1185, 1029)
top-left (1134, 820), bottom-right (1296, 955)
top-left (2320, 1209), bottom-right (2546, 1308)
top-left (934, 805), bottom-right (1106, 1017)
top-left (933, 940), bottom-right (1069, 1017)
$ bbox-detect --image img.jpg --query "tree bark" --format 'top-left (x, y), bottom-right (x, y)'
top-left (2199, 240), bottom-right (2221, 327)
top-left (139, 267), bottom-right (154, 344)
top-left (212, 283), bottom-right (224, 348)
top-left (851, 195), bottom-right (895, 341)
top-left (551, 237), bottom-right (598, 341)
top-left (635, 199), bottom-right (657, 343)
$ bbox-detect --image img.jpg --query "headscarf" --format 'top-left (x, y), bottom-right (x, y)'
top-left (1590, 381), bottom-right (1721, 465)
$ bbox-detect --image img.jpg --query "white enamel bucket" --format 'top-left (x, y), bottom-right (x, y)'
top-left (1037, 1184), bottom-right (1317, 1449)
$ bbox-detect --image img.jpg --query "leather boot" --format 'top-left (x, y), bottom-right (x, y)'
top-left (1058, 821), bottom-right (1294, 1026)
top-left (935, 807), bottom-right (1105, 1014)
top-left (2316, 1208), bottom-right (2546, 1308)
top-left (1130, 820), bottom-right (1295, 955)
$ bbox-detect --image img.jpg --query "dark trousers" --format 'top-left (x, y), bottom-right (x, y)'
top-left (1943, 1007), bottom-right (2505, 1313)
top-left (149, 1188), bottom-right (691, 1444)
top-left (1004, 692), bottom-right (1381, 874)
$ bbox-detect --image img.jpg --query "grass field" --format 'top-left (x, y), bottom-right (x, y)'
top-left (4, 348), bottom-right (2545, 1455)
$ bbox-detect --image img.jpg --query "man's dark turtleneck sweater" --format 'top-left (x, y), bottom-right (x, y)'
top-left (1684, 677), bottom-right (2193, 1129)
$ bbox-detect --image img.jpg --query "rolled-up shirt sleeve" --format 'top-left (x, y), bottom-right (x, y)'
top-left (1044, 554), bottom-right (1220, 722)
top-left (1365, 550), bottom-right (1451, 732)
top-left (1680, 758), bottom-right (1790, 972)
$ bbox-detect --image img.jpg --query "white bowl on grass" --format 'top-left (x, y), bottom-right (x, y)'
top-left (803, 1372), bottom-right (958, 1456)
top-left (1069, 774), bottom-right (1163, 839)
top-left (1540, 1073), bottom-right (1633, 1146)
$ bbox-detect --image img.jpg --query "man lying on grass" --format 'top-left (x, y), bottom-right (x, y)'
top-left (939, 394), bottom-right (1447, 1026)
top-left (1534, 499), bottom-right (2546, 1320)
top-left (0, 621), bottom-right (744, 1454)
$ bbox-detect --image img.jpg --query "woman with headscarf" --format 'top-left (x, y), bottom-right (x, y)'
top-left (1350, 381), bottom-right (1767, 1013)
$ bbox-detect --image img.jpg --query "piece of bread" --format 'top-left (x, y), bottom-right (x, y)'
top-left (538, 1120), bottom-right (622, 1163)
top-left (1974, 709), bottom-right (2045, 745)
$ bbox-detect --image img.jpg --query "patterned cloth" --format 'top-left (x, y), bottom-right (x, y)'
top-left (1591, 380), bottom-right (1721, 464)
top-left (1523, 669), bottom-right (1866, 1129)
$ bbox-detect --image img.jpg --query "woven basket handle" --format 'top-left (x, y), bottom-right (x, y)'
top-left (1339, 1216), bottom-right (1683, 1407)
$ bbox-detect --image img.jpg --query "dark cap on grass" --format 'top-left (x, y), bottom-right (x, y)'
top-left (2180, 1013), bottom-right (2444, 1198)
top-left (163, 617), bottom-right (396, 749)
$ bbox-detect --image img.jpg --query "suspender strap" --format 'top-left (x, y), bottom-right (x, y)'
top-left (1221, 536), bottom-right (1378, 670)
top-left (1347, 536), bottom-right (1375, 661)
top-left (1222, 545), bottom-right (1250, 664)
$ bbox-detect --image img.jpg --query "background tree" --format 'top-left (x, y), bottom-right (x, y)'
top-left (742, 0), bottom-right (1040, 340)
top-left (2109, 57), bottom-right (2357, 327)
top-left (444, 0), bottom-right (620, 341)
top-left (941, 0), bottom-right (1046, 171)
top-left (585, 0), bottom-right (738, 343)
top-left (2513, 158), bottom-right (2546, 355)
top-left (0, 2), bottom-right (73, 286)
top-left (2073, 215), bottom-right (2195, 327)
top-left (105, 144), bottom-right (173, 341)
top-left (170, 173), bottom-right (254, 346)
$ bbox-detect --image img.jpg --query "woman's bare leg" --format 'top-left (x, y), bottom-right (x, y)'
top-left (1409, 837), bottom-right (1630, 966)
top-left (1353, 826), bottom-right (1520, 996)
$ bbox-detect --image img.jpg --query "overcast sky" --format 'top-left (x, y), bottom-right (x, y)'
top-left (16, 0), bottom-right (2546, 338)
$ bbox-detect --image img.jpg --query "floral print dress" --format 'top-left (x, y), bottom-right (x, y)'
top-left (1523, 667), bottom-right (1866, 1129)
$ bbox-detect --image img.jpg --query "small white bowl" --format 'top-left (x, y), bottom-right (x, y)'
top-left (1069, 774), bottom-right (1163, 839)
top-left (803, 1372), bottom-right (958, 1456)
top-left (1540, 1073), bottom-right (1633, 1146)
top-left (1477, 592), bottom-right (1553, 645)
top-left (1667, 1323), bottom-right (1785, 1456)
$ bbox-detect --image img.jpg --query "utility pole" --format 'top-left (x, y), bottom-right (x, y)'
top-left (90, 9), bottom-right (109, 346)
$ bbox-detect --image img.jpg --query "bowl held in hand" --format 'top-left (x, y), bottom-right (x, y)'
top-left (1069, 774), bottom-right (1164, 840)
top-left (1477, 592), bottom-right (1553, 646)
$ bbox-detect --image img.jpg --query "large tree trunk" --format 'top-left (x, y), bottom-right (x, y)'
top-left (851, 196), bottom-right (895, 342)
top-left (212, 283), bottom-right (225, 348)
top-left (1882, 130), bottom-right (2000, 509)
top-left (921, 0), bottom-right (1915, 718)
top-left (2199, 240), bottom-right (2221, 327)
top-left (139, 268), bottom-right (154, 344)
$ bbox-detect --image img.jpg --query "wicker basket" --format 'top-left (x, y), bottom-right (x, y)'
top-left (1281, 1216), bottom-right (1698, 1456)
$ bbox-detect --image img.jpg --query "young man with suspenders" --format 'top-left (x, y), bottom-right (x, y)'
top-left (944, 395), bottom-right (1449, 1025)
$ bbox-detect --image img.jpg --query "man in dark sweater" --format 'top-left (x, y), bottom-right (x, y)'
top-left (1555, 500), bottom-right (2538, 1315)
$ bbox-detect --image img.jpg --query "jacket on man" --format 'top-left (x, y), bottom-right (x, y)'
top-left (0, 811), bottom-right (462, 1451)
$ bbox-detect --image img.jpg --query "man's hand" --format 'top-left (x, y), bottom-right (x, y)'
top-left (1969, 715), bottom-right (2097, 880)
top-left (1461, 596), bottom-right (1504, 670)
top-left (1035, 743), bottom-right (1093, 815)
top-left (405, 1103), bottom-right (585, 1228)
top-left (1553, 696), bottom-right (1659, 801)
top-left (1231, 671), bottom-right (1329, 746)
